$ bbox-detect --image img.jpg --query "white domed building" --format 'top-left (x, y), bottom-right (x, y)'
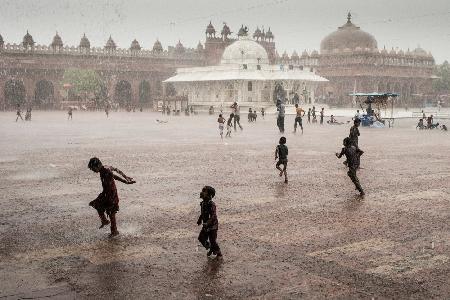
top-left (164, 34), bottom-right (327, 111)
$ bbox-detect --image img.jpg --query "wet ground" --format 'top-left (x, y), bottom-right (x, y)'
top-left (0, 110), bottom-right (449, 299)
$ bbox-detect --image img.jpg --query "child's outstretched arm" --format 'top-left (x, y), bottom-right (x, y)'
top-left (336, 148), bottom-right (345, 158)
top-left (111, 166), bottom-right (135, 184)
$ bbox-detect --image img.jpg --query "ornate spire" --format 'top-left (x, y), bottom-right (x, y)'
top-left (79, 33), bottom-right (90, 49)
top-left (105, 35), bottom-right (117, 49)
top-left (152, 39), bottom-right (163, 53)
top-left (347, 12), bottom-right (352, 23)
top-left (23, 30), bottom-right (35, 48)
top-left (51, 31), bottom-right (63, 48)
top-left (206, 21), bottom-right (216, 38)
top-left (130, 39), bottom-right (141, 51)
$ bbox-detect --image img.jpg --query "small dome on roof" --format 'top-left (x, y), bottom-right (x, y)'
top-left (79, 33), bottom-right (90, 48)
top-left (260, 28), bottom-right (266, 40)
top-left (221, 37), bottom-right (269, 65)
top-left (413, 46), bottom-right (427, 57)
top-left (405, 48), bottom-right (413, 57)
top-left (23, 30), bottom-right (35, 47)
top-left (197, 41), bottom-right (204, 51)
top-left (310, 50), bottom-right (319, 58)
top-left (281, 51), bottom-right (289, 61)
top-left (206, 21), bottom-right (216, 35)
top-left (253, 27), bottom-right (262, 39)
top-left (265, 27), bottom-right (274, 40)
top-left (380, 46), bottom-right (388, 54)
top-left (321, 13), bottom-right (377, 52)
top-left (153, 39), bottom-right (163, 52)
top-left (174, 40), bottom-right (185, 54)
top-left (389, 47), bottom-right (397, 55)
top-left (105, 36), bottom-right (117, 49)
top-left (237, 25), bottom-right (249, 37)
top-left (51, 32), bottom-right (63, 47)
top-left (291, 50), bottom-right (299, 60)
top-left (301, 50), bottom-right (309, 58)
top-left (130, 39), bottom-right (141, 50)
top-left (398, 49), bottom-right (404, 56)
top-left (221, 23), bottom-right (231, 37)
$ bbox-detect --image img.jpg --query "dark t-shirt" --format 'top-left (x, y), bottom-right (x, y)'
top-left (277, 144), bottom-right (288, 160)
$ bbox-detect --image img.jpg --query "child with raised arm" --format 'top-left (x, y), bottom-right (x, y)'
top-left (197, 186), bottom-right (222, 258)
top-left (336, 138), bottom-right (364, 196)
top-left (275, 136), bottom-right (288, 183)
top-left (88, 157), bottom-right (136, 237)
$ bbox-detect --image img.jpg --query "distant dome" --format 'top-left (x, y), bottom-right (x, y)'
top-left (237, 25), bottom-right (249, 37)
top-left (221, 37), bottom-right (269, 65)
top-left (291, 51), bottom-right (299, 60)
top-left (221, 23), bottom-right (231, 38)
top-left (301, 50), bottom-right (309, 58)
top-left (79, 33), bottom-right (90, 48)
top-left (320, 13), bottom-right (377, 52)
top-left (281, 51), bottom-right (289, 61)
top-left (105, 36), bottom-right (116, 49)
top-left (265, 27), bottom-right (274, 40)
top-left (174, 40), bottom-right (185, 54)
top-left (130, 39), bottom-right (141, 50)
top-left (389, 47), bottom-right (397, 55)
top-left (197, 41), bottom-right (204, 52)
top-left (206, 21), bottom-right (216, 36)
top-left (153, 39), bottom-right (163, 52)
top-left (51, 32), bottom-right (63, 48)
top-left (23, 30), bottom-right (35, 47)
top-left (310, 50), bottom-right (319, 58)
top-left (413, 47), bottom-right (427, 57)
top-left (253, 27), bottom-right (262, 39)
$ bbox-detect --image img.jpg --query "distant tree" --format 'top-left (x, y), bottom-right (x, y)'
top-left (433, 61), bottom-right (450, 93)
top-left (62, 69), bottom-right (105, 102)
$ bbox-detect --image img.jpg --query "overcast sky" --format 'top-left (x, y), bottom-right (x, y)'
top-left (1, 0), bottom-right (449, 63)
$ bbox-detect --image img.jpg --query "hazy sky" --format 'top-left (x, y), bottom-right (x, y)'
top-left (1, 0), bottom-right (449, 62)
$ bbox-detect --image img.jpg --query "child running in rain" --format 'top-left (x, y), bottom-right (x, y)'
top-left (16, 105), bottom-right (24, 122)
top-left (67, 107), bottom-right (73, 120)
top-left (217, 114), bottom-right (226, 139)
top-left (197, 186), bottom-right (222, 258)
top-left (88, 157), bottom-right (135, 237)
top-left (336, 137), bottom-right (364, 196)
top-left (275, 136), bottom-right (289, 183)
top-left (225, 113), bottom-right (234, 138)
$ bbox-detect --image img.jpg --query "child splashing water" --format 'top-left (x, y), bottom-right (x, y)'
top-left (275, 137), bottom-right (289, 183)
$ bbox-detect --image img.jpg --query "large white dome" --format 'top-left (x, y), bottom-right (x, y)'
top-left (221, 37), bottom-right (269, 65)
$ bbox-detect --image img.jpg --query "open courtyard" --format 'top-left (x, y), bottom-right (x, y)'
top-left (0, 110), bottom-right (449, 299)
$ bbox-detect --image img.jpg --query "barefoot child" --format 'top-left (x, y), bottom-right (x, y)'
top-left (197, 186), bottom-right (222, 257)
top-left (275, 136), bottom-right (288, 183)
top-left (225, 113), bottom-right (234, 138)
top-left (88, 157), bottom-right (135, 236)
top-left (336, 137), bottom-right (364, 196)
top-left (217, 114), bottom-right (226, 139)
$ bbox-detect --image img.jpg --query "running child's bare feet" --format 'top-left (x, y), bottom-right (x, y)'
top-left (109, 231), bottom-right (119, 237)
top-left (99, 220), bottom-right (110, 229)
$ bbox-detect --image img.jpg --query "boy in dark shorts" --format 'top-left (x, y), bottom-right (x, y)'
top-left (197, 186), bottom-right (222, 258)
top-left (336, 137), bottom-right (364, 196)
top-left (88, 157), bottom-right (135, 236)
top-left (275, 136), bottom-right (288, 183)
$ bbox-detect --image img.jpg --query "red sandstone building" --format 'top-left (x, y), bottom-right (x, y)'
top-left (0, 14), bottom-right (437, 110)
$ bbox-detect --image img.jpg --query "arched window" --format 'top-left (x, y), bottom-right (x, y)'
top-left (248, 81), bottom-right (252, 92)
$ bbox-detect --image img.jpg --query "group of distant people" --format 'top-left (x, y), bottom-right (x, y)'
top-left (416, 111), bottom-right (447, 130)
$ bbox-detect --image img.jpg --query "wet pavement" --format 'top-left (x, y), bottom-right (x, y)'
top-left (0, 111), bottom-right (449, 299)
